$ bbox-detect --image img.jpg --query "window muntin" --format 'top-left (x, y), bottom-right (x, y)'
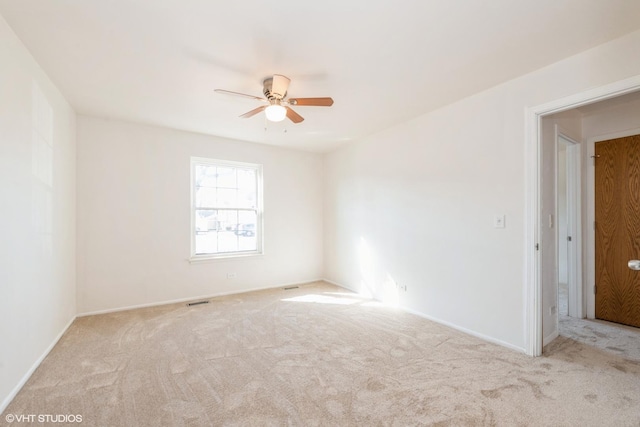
top-left (191, 158), bottom-right (262, 260)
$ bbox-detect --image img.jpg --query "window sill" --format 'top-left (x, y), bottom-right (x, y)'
top-left (189, 251), bottom-right (263, 264)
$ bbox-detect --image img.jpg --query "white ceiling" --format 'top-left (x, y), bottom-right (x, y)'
top-left (2, 1), bottom-right (640, 152)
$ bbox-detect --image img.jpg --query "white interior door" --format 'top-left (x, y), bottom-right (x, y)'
top-left (557, 133), bottom-right (582, 319)
top-left (565, 140), bottom-right (582, 318)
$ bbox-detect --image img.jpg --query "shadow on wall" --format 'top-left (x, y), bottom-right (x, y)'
top-left (357, 237), bottom-right (400, 306)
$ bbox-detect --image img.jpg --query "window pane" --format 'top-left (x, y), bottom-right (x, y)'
top-left (195, 187), bottom-right (216, 208)
top-left (192, 159), bottom-right (261, 258)
top-left (216, 209), bottom-right (238, 232)
top-left (214, 210), bottom-right (237, 253)
top-left (217, 230), bottom-right (239, 253)
top-left (237, 169), bottom-right (255, 191)
top-left (238, 210), bottom-right (256, 224)
top-left (195, 231), bottom-right (218, 254)
top-left (195, 209), bottom-right (219, 232)
top-left (217, 167), bottom-right (236, 188)
top-left (217, 188), bottom-right (237, 208)
top-left (236, 211), bottom-right (257, 251)
top-left (196, 165), bottom-right (217, 188)
top-left (237, 189), bottom-right (256, 209)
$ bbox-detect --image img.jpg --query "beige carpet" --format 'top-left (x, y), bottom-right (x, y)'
top-left (558, 315), bottom-right (640, 362)
top-left (2, 281), bottom-right (640, 426)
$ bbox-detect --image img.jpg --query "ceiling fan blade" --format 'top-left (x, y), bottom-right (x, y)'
top-left (285, 107), bottom-right (304, 123)
top-left (271, 75), bottom-right (291, 99)
top-left (239, 105), bottom-right (266, 118)
top-left (288, 97), bottom-right (334, 106)
top-left (215, 89), bottom-right (265, 101)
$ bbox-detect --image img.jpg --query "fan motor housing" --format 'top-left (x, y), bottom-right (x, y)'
top-left (263, 77), bottom-right (286, 100)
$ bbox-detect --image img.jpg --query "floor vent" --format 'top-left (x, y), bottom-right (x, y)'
top-left (187, 300), bottom-right (209, 306)
top-left (283, 286), bottom-right (299, 290)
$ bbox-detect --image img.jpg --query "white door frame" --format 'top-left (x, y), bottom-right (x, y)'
top-left (555, 129), bottom-right (582, 319)
top-left (525, 75), bottom-right (640, 357)
top-left (586, 126), bottom-right (640, 319)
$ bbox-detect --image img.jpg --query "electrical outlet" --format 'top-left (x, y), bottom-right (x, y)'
top-left (227, 273), bottom-right (236, 279)
top-left (396, 283), bottom-right (407, 292)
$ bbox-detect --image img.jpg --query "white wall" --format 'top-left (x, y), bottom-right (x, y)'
top-left (0, 15), bottom-right (76, 411)
top-left (324, 29), bottom-right (640, 351)
top-left (582, 96), bottom-right (640, 139)
top-left (76, 117), bottom-right (323, 314)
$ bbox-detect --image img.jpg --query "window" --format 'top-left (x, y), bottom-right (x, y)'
top-left (191, 157), bottom-right (263, 260)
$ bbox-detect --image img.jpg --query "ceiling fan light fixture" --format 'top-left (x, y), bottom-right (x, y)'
top-left (265, 104), bottom-right (287, 122)
top-left (216, 74), bottom-right (333, 124)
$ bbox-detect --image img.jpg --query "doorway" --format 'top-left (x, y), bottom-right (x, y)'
top-left (526, 76), bottom-right (640, 356)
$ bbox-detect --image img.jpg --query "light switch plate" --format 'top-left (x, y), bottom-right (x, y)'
top-left (494, 215), bottom-right (505, 228)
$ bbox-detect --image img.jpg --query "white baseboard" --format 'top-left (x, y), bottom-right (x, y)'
top-left (321, 278), bottom-right (358, 293)
top-left (322, 277), bottom-right (526, 354)
top-left (0, 315), bottom-right (76, 414)
top-left (402, 306), bottom-right (526, 354)
top-left (77, 278), bottom-right (325, 317)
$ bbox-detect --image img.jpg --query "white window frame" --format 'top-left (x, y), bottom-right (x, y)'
top-left (190, 157), bottom-right (263, 262)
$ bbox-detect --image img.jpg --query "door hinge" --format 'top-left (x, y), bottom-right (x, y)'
top-left (594, 285), bottom-right (597, 294)
top-left (567, 236), bottom-right (572, 242)
top-left (535, 243), bottom-right (539, 251)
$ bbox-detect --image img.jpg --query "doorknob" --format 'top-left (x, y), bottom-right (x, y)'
top-left (629, 260), bottom-right (640, 270)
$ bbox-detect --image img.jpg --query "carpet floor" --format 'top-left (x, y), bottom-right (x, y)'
top-left (2, 281), bottom-right (640, 426)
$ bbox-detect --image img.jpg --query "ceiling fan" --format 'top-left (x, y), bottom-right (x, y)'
top-left (215, 74), bottom-right (333, 124)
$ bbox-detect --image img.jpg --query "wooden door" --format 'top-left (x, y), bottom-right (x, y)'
top-left (595, 134), bottom-right (640, 327)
